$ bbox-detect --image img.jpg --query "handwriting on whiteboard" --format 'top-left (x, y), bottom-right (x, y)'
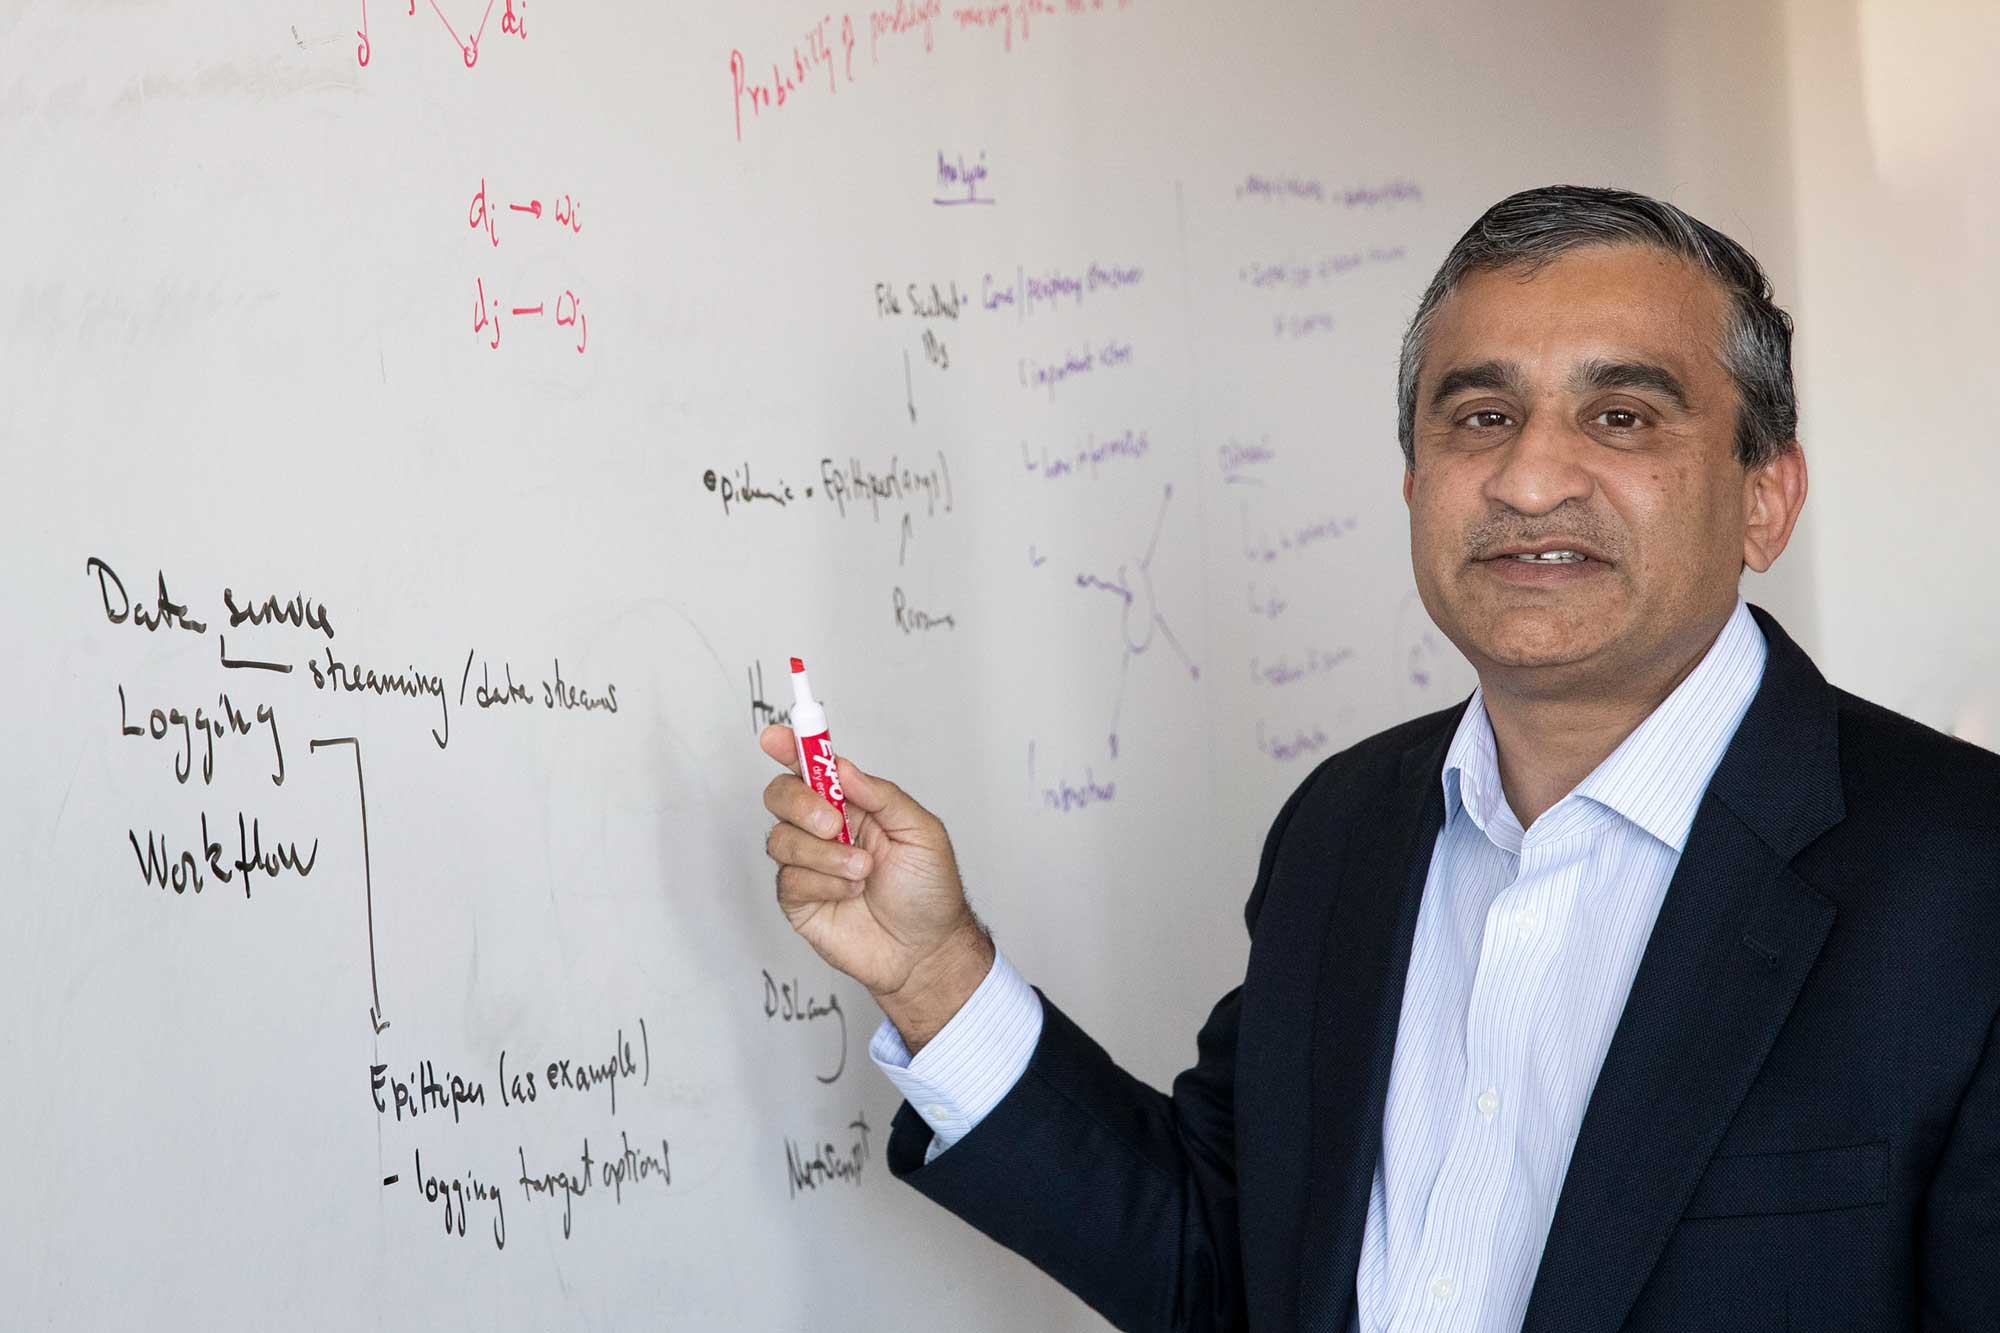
top-left (935, 150), bottom-right (996, 206)
top-left (730, 0), bottom-right (1133, 142)
top-left (466, 178), bottom-right (590, 354)
top-left (1233, 175), bottom-right (1423, 207)
top-left (355, 0), bottom-right (529, 70)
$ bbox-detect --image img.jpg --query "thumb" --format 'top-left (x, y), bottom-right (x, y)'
top-left (835, 756), bottom-right (931, 837)
top-left (758, 723), bottom-right (800, 774)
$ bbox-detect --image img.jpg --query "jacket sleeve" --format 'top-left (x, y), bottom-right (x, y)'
top-left (1919, 998), bottom-right (2000, 1329)
top-left (884, 775), bottom-right (1314, 1332)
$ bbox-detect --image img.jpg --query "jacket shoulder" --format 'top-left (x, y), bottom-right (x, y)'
top-left (1806, 689), bottom-right (2000, 951)
top-left (1832, 688), bottom-right (2000, 830)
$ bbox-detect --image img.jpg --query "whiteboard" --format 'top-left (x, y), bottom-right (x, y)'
top-left (0, 1), bottom-right (1799, 1328)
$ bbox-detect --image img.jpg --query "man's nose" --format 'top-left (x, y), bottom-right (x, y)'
top-left (1483, 409), bottom-right (1594, 517)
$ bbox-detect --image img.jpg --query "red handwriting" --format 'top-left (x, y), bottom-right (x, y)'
top-left (475, 281), bottom-right (587, 354)
top-left (466, 176), bottom-right (587, 356)
top-left (730, 15), bottom-right (857, 142)
top-left (474, 278), bottom-right (501, 349)
top-left (730, 0), bottom-right (1125, 141)
top-left (555, 289), bottom-right (587, 354)
top-left (949, 0), bottom-right (1053, 53)
top-left (469, 178), bottom-right (498, 247)
top-left (356, 0), bottom-right (523, 69)
top-left (469, 180), bottom-right (581, 246)
top-left (869, 0), bottom-right (941, 60)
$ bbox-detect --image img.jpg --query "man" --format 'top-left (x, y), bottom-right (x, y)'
top-left (757, 186), bottom-right (2000, 1331)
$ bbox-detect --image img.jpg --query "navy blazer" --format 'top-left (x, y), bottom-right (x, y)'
top-left (887, 607), bottom-right (2000, 1331)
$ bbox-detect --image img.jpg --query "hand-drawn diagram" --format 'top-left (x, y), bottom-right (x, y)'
top-left (356, 0), bottom-right (528, 69)
top-left (1072, 483), bottom-right (1201, 758)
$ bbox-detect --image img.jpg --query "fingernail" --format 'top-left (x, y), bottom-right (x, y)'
top-left (817, 813), bottom-right (836, 836)
top-left (847, 853), bottom-right (866, 876)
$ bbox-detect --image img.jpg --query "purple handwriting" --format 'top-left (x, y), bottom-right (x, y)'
top-left (1236, 173), bottom-right (1325, 203)
top-left (1257, 719), bottom-right (1330, 763)
top-left (1234, 174), bottom-right (1423, 208)
top-left (1073, 569), bottom-right (1133, 605)
top-left (1238, 245), bottom-right (1406, 290)
top-left (1272, 311), bottom-right (1335, 339)
top-left (981, 274), bottom-right (1017, 314)
top-left (1219, 435), bottom-right (1276, 485)
top-left (1247, 583), bottom-right (1287, 619)
top-left (1340, 179), bottom-right (1423, 208)
top-left (1243, 504), bottom-right (1360, 561)
top-left (1019, 337), bottom-right (1132, 397)
top-left (1029, 741), bottom-right (1117, 813)
top-left (983, 262), bottom-right (1144, 319)
top-left (934, 149), bottom-right (995, 206)
top-left (1251, 646), bottom-right (1354, 688)
top-left (1286, 513), bottom-right (1360, 551)
top-left (1022, 428), bottom-right (1150, 481)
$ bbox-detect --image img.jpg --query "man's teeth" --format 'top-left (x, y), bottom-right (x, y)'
top-left (1510, 550), bottom-right (1585, 562)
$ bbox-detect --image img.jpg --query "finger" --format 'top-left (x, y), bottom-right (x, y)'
top-left (765, 822), bottom-right (871, 879)
top-left (758, 724), bottom-right (800, 774)
top-left (835, 756), bottom-right (931, 837)
top-left (775, 863), bottom-right (865, 909)
top-left (763, 773), bottom-right (847, 838)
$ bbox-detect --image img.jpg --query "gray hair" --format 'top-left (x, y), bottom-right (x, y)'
top-left (1396, 184), bottom-right (1798, 469)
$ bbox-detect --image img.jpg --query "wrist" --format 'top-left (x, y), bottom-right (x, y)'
top-left (876, 920), bottom-right (995, 1054)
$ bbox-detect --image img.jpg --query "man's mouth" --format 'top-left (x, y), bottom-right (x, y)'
top-left (1473, 541), bottom-right (1612, 582)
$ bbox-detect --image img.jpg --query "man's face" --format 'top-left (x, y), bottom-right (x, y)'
top-left (1404, 243), bottom-right (1777, 698)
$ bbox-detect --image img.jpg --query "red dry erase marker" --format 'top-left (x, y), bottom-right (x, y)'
top-left (789, 657), bottom-right (851, 845)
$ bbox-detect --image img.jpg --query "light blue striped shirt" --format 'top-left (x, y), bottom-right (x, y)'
top-left (872, 597), bottom-right (1767, 1331)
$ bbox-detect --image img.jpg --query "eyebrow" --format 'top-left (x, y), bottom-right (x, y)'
top-left (1426, 360), bottom-right (1527, 413)
top-left (1567, 358), bottom-right (1692, 413)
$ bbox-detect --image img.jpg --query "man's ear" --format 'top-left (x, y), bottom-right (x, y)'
top-left (1742, 443), bottom-right (1807, 573)
top-left (1402, 461), bottom-right (1415, 509)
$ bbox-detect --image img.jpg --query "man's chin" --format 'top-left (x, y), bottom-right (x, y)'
top-left (1460, 610), bottom-right (1617, 678)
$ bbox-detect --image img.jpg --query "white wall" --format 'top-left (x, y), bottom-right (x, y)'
top-left (1785, 0), bottom-right (2000, 745)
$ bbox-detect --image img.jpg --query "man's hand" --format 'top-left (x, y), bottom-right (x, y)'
top-left (758, 725), bottom-right (994, 1051)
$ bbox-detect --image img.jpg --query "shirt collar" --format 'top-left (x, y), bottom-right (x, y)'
top-left (1440, 597), bottom-right (1768, 853)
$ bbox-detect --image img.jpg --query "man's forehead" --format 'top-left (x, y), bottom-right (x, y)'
top-left (1424, 244), bottom-right (1728, 380)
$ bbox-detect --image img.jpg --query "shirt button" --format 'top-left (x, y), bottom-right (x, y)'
top-left (924, 1104), bottom-right (949, 1120)
top-left (1430, 1275), bottom-right (1456, 1303)
top-left (1516, 908), bottom-right (1540, 938)
top-left (1476, 1088), bottom-right (1501, 1118)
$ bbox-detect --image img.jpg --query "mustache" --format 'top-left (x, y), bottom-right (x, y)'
top-left (1463, 508), bottom-right (1621, 562)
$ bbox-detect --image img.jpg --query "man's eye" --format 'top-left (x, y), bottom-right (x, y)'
top-left (1460, 410), bottom-right (1512, 429)
top-left (1595, 408), bottom-right (1642, 429)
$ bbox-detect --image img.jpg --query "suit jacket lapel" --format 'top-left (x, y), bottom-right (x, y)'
top-left (1522, 605), bottom-right (1846, 1331)
top-left (1295, 707), bottom-right (1460, 1332)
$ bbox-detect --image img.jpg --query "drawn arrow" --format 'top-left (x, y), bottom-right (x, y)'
top-left (903, 350), bottom-right (916, 423)
top-left (310, 736), bottom-right (390, 1033)
top-left (899, 514), bottom-right (914, 566)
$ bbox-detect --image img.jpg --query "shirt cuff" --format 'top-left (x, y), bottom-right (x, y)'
top-left (869, 947), bottom-right (1043, 1159)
